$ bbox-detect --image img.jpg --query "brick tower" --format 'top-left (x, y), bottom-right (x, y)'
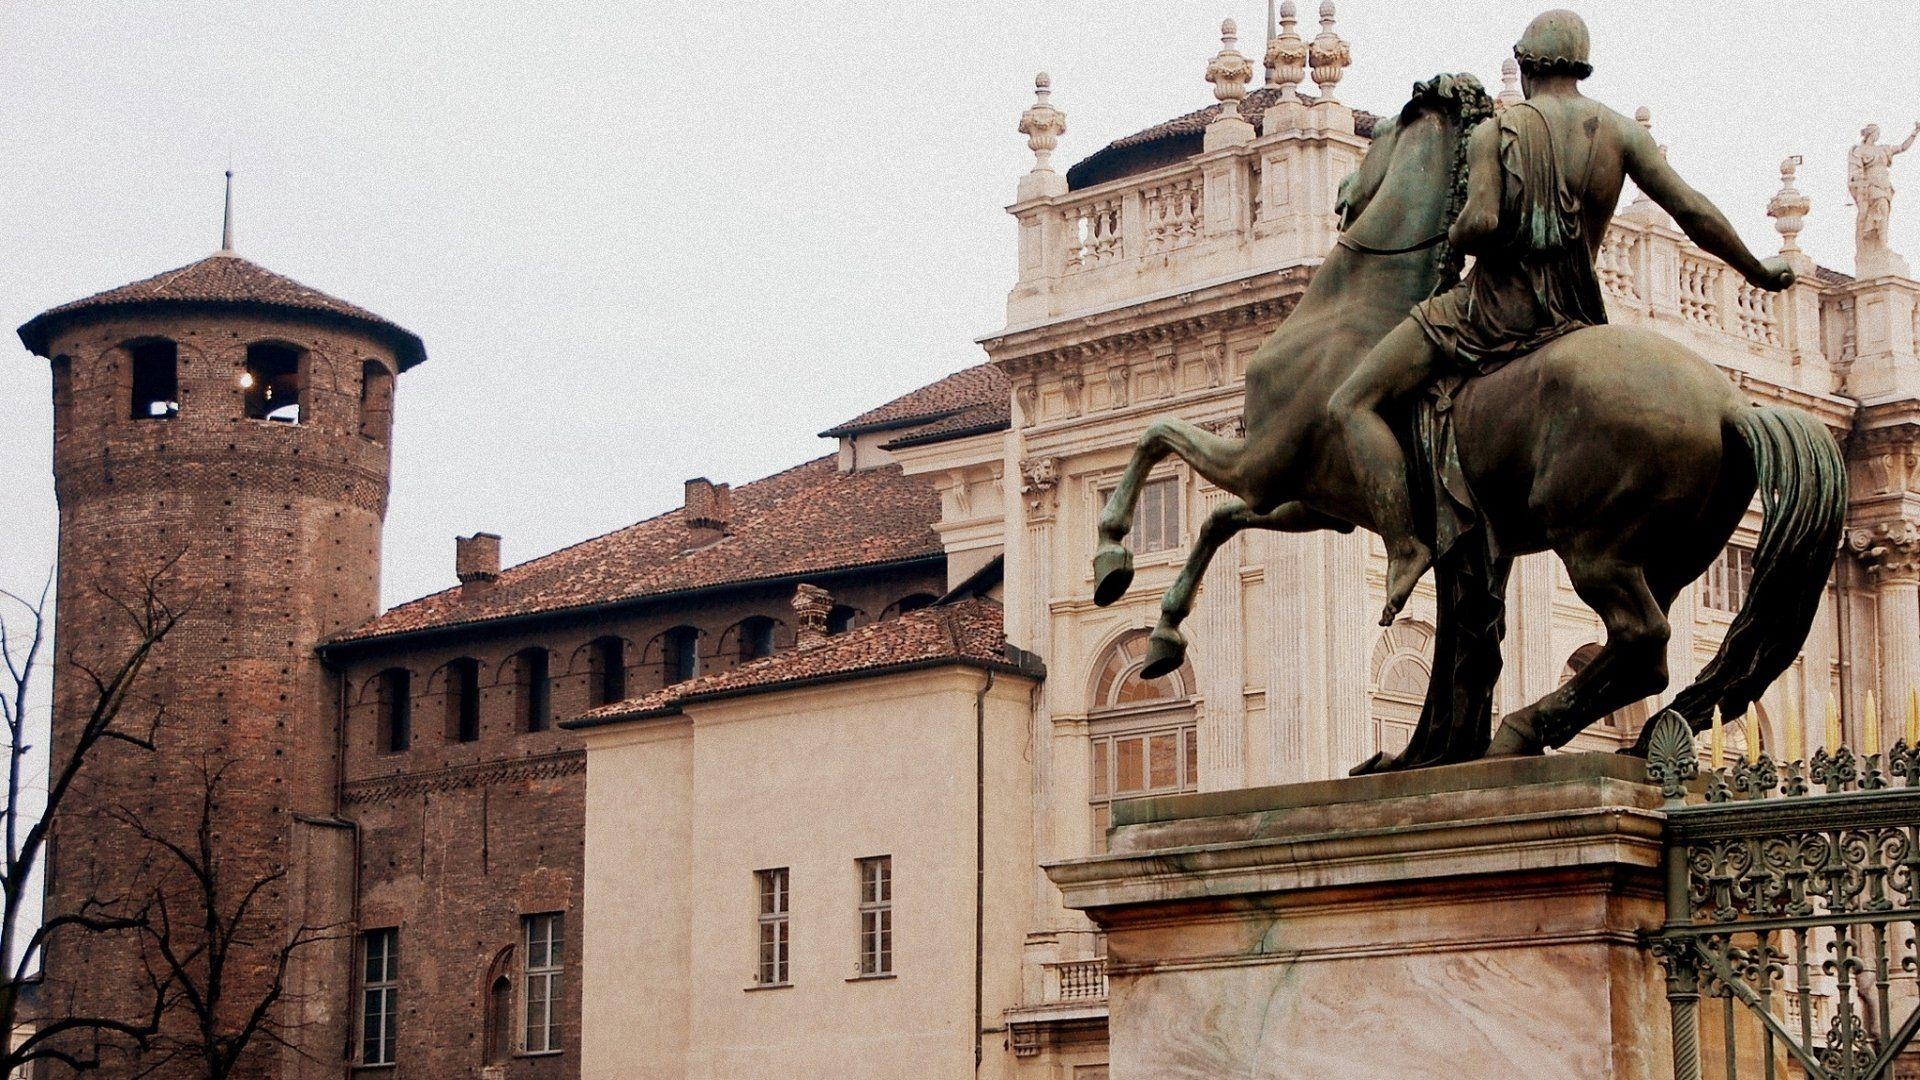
top-left (17, 230), bottom-right (424, 1076)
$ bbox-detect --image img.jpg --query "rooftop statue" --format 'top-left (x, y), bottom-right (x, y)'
top-left (1091, 9), bottom-right (1844, 773)
top-left (1850, 121), bottom-right (1919, 276)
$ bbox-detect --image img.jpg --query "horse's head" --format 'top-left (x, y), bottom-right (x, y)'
top-left (1336, 73), bottom-right (1495, 289)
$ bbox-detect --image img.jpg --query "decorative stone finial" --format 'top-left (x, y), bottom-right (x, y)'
top-left (1495, 57), bottom-right (1523, 110)
top-left (1206, 19), bottom-right (1255, 118)
top-left (1017, 73), bottom-right (1069, 201)
top-left (1018, 73), bottom-right (1067, 174)
top-left (1767, 155), bottom-right (1810, 255)
top-left (1308, 0), bottom-right (1351, 102)
top-left (1264, 0), bottom-right (1307, 99)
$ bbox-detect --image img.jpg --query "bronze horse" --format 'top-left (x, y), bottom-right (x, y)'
top-left (1091, 76), bottom-right (1845, 772)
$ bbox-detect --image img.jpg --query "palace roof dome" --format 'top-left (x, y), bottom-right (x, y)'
top-left (1066, 87), bottom-right (1379, 191)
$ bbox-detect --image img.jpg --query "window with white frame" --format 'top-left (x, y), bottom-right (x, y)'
top-left (756, 868), bottom-right (790, 985)
top-left (522, 913), bottom-right (562, 1053)
top-left (1099, 476), bottom-right (1182, 555)
top-left (1704, 545), bottom-right (1754, 612)
top-left (359, 928), bottom-right (398, 1066)
top-left (1087, 632), bottom-right (1198, 853)
top-left (857, 856), bottom-right (892, 976)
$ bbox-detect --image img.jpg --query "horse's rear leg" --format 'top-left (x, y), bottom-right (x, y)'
top-left (1140, 500), bottom-right (1347, 678)
top-left (1094, 419), bottom-right (1245, 607)
top-left (1487, 556), bottom-right (1671, 756)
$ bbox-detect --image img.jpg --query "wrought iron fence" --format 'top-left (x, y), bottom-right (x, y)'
top-left (1645, 711), bottom-right (1920, 1080)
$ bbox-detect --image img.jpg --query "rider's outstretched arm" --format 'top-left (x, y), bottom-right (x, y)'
top-left (1625, 120), bottom-right (1792, 290)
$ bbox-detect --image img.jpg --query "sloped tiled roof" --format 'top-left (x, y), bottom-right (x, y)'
top-left (17, 252), bottom-right (426, 368)
top-left (883, 399), bottom-right (1011, 449)
top-left (567, 597), bottom-right (1036, 725)
top-left (821, 364), bottom-right (1009, 437)
top-left (1067, 88), bottom-right (1380, 191)
top-left (331, 456), bottom-right (941, 647)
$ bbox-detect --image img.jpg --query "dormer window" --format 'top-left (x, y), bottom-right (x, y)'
top-left (242, 342), bottom-right (303, 423)
top-left (128, 339), bottom-right (179, 420)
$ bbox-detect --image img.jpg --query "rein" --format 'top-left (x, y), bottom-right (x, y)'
top-left (1336, 230), bottom-right (1449, 257)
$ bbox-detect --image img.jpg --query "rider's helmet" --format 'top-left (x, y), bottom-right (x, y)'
top-left (1513, 9), bottom-right (1593, 80)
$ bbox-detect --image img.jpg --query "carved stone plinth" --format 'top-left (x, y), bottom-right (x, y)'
top-left (1046, 754), bottom-right (1672, 1079)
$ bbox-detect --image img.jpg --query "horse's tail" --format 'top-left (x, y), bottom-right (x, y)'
top-left (1667, 407), bottom-right (1846, 728)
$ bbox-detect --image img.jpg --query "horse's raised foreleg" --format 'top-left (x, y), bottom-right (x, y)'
top-left (1093, 419), bottom-right (1245, 607)
top-left (1487, 555), bottom-right (1671, 756)
top-left (1139, 500), bottom-right (1347, 679)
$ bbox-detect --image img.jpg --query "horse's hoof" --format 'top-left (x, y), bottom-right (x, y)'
top-left (1348, 750), bottom-right (1397, 776)
top-left (1092, 546), bottom-right (1134, 607)
top-left (1486, 719), bottom-right (1547, 759)
top-left (1138, 628), bottom-right (1187, 680)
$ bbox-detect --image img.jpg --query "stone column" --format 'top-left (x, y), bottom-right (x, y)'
top-left (1848, 520), bottom-right (1920, 711)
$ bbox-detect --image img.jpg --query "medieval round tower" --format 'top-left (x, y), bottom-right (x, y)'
top-left (16, 227), bottom-right (423, 1075)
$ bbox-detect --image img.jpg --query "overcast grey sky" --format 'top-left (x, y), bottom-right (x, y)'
top-left (4, 0), bottom-right (1916, 618)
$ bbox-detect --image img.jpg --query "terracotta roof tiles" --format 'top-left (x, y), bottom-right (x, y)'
top-left (18, 252), bottom-right (426, 368)
top-left (821, 364), bottom-right (1009, 437)
top-left (332, 456), bottom-right (941, 646)
top-left (567, 597), bottom-right (1033, 724)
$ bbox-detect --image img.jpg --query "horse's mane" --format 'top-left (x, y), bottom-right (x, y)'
top-left (1400, 73), bottom-right (1496, 291)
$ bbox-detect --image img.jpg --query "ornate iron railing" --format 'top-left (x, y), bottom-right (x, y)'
top-left (1645, 711), bottom-right (1920, 1080)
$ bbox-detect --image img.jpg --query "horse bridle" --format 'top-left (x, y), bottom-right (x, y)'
top-left (1335, 230), bottom-right (1450, 257)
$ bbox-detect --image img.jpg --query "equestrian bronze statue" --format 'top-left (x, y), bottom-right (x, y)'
top-left (1090, 10), bottom-right (1845, 774)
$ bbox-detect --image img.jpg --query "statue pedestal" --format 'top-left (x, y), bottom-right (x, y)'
top-left (1046, 754), bottom-right (1673, 1079)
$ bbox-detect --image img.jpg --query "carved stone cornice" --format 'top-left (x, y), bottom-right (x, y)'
top-left (1847, 519), bottom-right (1920, 580)
top-left (993, 296), bottom-right (1301, 383)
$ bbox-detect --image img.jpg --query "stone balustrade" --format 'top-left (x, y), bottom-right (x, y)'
top-left (1045, 956), bottom-right (1109, 1003)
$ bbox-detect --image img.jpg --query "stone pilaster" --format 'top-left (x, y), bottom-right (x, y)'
top-left (1848, 519), bottom-right (1920, 708)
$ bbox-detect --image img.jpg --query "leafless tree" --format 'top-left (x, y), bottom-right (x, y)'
top-left (0, 561), bottom-right (185, 1074)
top-left (119, 760), bottom-right (343, 1080)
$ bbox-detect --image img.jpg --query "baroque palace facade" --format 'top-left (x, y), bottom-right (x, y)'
top-left (22, 6), bottom-right (1920, 1079)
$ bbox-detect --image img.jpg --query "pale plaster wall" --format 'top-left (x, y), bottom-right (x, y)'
top-left (580, 666), bottom-right (1036, 1080)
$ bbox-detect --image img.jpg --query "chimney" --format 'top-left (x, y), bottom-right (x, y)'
top-left (456, 532), bottom-right (501, 588)
top-left (791, 583), bottom-right (833, 649)
top-left (684, 478), bottom-right (732, 547)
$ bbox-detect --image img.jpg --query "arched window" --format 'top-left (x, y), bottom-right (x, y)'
top-left (242, 342), bottom-right (303, 422)
top-left (128, 339), bottom-right (179, 420)
top-left (586, 637), bottom-right (626, 707)
top-left (1370, 621), bottom-right (1434, 759)
top-left (482, 946), bottom-right (515, 1065)
top-left (881, 593), bottom-right (939, 620)
top-left (1087, 631), bottom-right (1198, 853)
top-left (732, 617), bottom-right (777, 664)
top-left (444, 658), bottom-right (481, 743)
top-left (660, 626), bottom-right (701, 685)
top-left (375, 668), bottom-right (412, 753)
top-left (50, 355), bottom-right (73, 431)
top-left (827, 605), bottom-right (860, 635)
top-left (513, 648), bottom-right (551, 733)
top-left (360, 359), bottom-right (394, 441)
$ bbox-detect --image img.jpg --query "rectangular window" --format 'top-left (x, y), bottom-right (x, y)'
top-left (359, 928), bottom-right (398, 1066)
top-left (519, 649), bottom-right (551, 733)
top-left (523, 913), bottom-right (562, 1054)
top-left (1704, 545), bottom-right (1754, 612)
top-left (756, 868), bottom-right (790, 986)
top-left (857, 856), bottom-right (892, 976)
top-left (1101, 477), bottom-right (1182, 555)
top-left (1090, 722), bottom-right (1199, 852)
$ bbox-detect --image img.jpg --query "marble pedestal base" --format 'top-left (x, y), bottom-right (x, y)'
top-left (1046, 753), bottom-right (1672, 1079)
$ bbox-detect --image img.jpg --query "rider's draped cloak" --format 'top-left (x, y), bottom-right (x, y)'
top-left (1412, 100), bottom-right (1609, 372)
